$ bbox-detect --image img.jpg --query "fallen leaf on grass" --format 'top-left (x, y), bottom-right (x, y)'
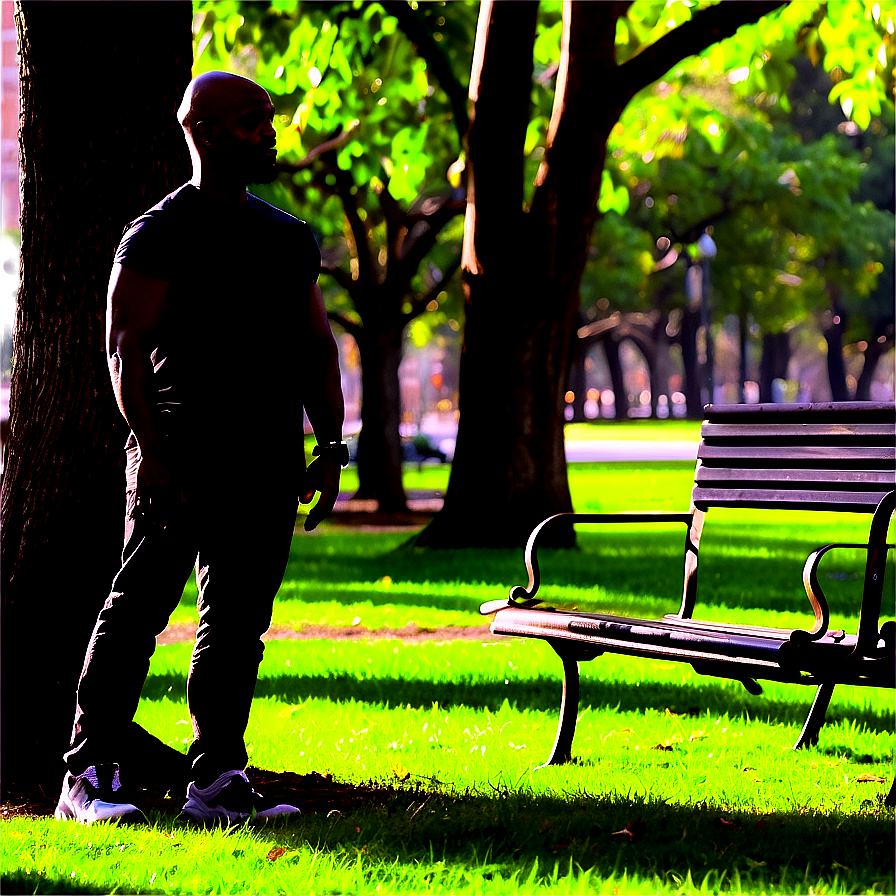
top-left (610, 820), bottom-right (646, 842)
top-left (267, 848), bottom-right (287, 862)
top-left (856, 774), bottom-right (887, 783)
top-left (716, 817), bottom-right (739, 828)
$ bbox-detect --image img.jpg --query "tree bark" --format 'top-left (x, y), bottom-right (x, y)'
top-left (0, 1), bottom-right (192, 791)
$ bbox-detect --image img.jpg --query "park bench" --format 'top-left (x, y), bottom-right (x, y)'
top-left (481, 401), bottom-right (895, 803)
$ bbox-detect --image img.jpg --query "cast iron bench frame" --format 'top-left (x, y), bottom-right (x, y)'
top-left (481, 401), bottom-right (895, 802)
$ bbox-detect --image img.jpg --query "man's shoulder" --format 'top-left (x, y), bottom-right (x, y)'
top-left (247, 192), bottom-right (309, 229)
top-left (127, 184), bottom-right (195, 228)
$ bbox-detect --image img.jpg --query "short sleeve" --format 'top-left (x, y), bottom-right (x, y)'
top-left (114, 215), bottom-right (174, 282)
top-left (298, 223), bottom-right (321, 284)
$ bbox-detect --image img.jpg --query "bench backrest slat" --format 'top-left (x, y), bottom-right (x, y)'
top-left (692, 402), bottom-right (895, 513)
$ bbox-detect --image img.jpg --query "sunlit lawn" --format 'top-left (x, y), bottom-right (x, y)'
top-left (4, 456), bottom-right (893, 895)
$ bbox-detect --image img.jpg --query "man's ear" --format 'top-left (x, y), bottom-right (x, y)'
top-left (194, 120), bottom-right (216, 147)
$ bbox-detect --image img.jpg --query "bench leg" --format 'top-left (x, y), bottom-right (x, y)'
top-left (793, 682), bottom-right (835, 750)
top-left (537, 646), bottom-right (580, 768)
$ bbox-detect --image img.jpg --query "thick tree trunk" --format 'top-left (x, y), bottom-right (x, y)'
top-left (415, 1), bottom-right (619, 548)
top-left (414, 0), bottom-right (784, 547)
top-left (354, 325), bottom-right (407, 512)
top-left (0, 1), bottom-right (192, 791)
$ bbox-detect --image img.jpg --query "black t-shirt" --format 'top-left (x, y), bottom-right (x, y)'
top-left (114, 184), bottom-right (320, 441)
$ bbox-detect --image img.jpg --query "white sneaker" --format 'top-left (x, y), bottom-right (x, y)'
top-left (55, 763), bottom-right (145, 825)
top-left (180, 769), bottom-right (300, 826)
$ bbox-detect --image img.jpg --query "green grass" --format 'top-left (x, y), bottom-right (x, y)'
top-left (3, 461), bottom-right (893, 895)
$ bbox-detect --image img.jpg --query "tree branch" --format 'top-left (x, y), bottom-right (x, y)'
top-left (274, 120), bottom-right (360, 174)
top-left (323, 154), bottom-right (377, 292)
top-left (617, 2), bottom-right (786, 105)
top-left (406, 252), bottom-right (462, 321)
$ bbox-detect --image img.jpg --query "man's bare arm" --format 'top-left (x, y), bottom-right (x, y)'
top-left (299, 281), bottom-right (345, 530)
top-left (106, 263), bottom-right (179, 523)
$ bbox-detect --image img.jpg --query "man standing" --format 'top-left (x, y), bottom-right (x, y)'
top-left (55, 72), bottom-right (347, 825)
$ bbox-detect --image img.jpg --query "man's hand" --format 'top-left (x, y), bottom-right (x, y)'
top-left (300, 455), bottom-right (342, 531)
top-left (134, 450), bottom-right (184, 529)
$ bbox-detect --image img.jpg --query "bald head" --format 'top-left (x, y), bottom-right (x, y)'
top-left (177, 72), bottom-right (279, 193)
top-left (178, 71), bottom-right (271, 133)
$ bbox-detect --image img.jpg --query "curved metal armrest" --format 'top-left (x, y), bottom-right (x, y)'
top-left (480, 511), bottom-right (693, 615)
top-left (791, 541), bottom-right (896, 645)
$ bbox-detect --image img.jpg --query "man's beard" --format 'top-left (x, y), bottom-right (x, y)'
top-left (247, 157), bottom-right (278, 185)
top-left (244, 146), bottom-right (278, 185)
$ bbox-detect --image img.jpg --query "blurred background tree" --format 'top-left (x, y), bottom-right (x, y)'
top-left (192, 0), bottom-right (477, 512)
top-left (191, 0), bottom-right (893, 545)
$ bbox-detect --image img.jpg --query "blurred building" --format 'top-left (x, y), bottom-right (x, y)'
top-left (2, 1), bottom-right (19, 233)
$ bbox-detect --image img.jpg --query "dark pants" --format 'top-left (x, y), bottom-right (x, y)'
top-left (65, 437), bottom-right (300, 785)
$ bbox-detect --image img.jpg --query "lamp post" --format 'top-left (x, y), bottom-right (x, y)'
top-left (696, 232), bottom-right (717, 406)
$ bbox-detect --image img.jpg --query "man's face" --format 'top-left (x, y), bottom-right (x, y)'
top-left (211, 91), bottom-right (278, 185)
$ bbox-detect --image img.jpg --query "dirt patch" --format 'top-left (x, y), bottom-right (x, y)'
top-left (157, 622), bottom-right (497, 646)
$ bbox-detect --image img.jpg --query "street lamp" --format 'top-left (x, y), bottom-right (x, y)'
top-left (695, 232), bottom-right (716, 406)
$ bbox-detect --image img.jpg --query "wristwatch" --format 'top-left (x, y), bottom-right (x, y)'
top-left (312, 440), bottom-right (350, 467)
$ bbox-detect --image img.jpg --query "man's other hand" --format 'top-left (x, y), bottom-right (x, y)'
top-left (135, 452), bottom-right (184, 529)
top-left (300, 455), bottom-right (341, 530)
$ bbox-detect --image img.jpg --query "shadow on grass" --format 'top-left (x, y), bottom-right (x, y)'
top-left (273, 528), bottom-right (893, 619)
top-left (0, 874), bottom-right (154, 896)
top-left (8, 772), bottom-right (893, 895)
top-left (140, 668), bottom-right (894, 737)
top-left (277, 788), bottom-right (895, 892)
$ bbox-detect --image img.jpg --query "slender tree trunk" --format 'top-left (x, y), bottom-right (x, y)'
top-left (604, 337), bottom-right (628, 419)
top-left (823, 303), bottom-right (850, 401)
top-left (758, 331), bottom-right (790, 402)
top-left (854, 330), bottom-right (892, 400)
top-left (354, 324), bottom-right (407, 512)
top-left (0, 1), bottom-right (192, 791)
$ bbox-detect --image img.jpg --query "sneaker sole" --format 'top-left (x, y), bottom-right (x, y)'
top-left (55, 797), bottom-right (146, 825)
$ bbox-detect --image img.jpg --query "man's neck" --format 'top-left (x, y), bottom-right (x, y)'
top-left (189, 171), bottom-right (248, 205)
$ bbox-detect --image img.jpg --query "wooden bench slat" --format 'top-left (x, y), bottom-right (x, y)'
top-left (702, 422), bottom-right (895, 439)
top-left (698, 444), bottom-right (895, 463)
top-left (691, 487), bottom-right (889, 509)
top-left (703, 401), bottom-right (895, 422)
top-left (694, 467), bottom-right (895, 487)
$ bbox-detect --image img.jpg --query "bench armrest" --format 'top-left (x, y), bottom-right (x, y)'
top-left (791, 490), bottom-right (895, 659)
top-left (791, 542), bottom-right (893, 644)
top-left (480, 511), bottom-right (694, 615)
